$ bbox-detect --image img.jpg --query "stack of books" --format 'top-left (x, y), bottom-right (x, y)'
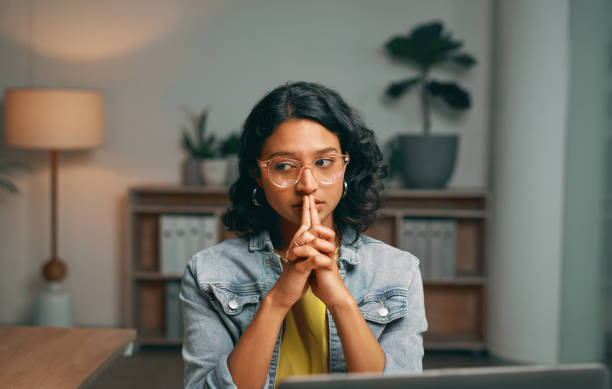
top-left (165, 281), bottom-right (183, 340)
top-left (158, 214), bottom-right (218, 340)
top-left (158, 214), bottom-right (218, 275)
top-left (400, 218), bottom-right (457, 279)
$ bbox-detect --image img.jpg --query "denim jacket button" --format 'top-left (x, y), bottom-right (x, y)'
top-left (377, 307), bottom-right (389, 317)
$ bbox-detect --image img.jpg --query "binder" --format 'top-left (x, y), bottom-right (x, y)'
top-left (174, 216), bottom-right (188, 275)
top-left (428, 220), bottom-right (444, 278)
top-left (441, 220), bottom-right (457, 277)
top-left (185, 216), bottom-right (201, 270)
top-left (165, 281), bottom-right (183, 340)
top-left (159, 215), bottom-right (178, 275)
top-left (198, 215), bottom-right (218, 250)
top-left (402, 218), bottom-right (430, 278)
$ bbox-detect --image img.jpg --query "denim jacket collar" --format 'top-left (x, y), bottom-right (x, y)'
top-left (247, 227), bottom-right (361, 266)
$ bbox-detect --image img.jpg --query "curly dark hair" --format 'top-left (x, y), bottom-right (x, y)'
top-left (222, 81), bottom-right (386, 246)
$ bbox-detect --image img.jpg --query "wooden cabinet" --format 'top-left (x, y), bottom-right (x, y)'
top-left (125, 185), bottom-right (489, 350)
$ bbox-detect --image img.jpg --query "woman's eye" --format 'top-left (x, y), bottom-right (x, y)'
top-left (315, 158), bottom-right (334, 168)
top-left (273, 161), bottom-right (298, 171)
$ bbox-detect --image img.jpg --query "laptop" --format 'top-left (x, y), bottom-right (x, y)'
top-left (277, 363), bottom-right (609, 389)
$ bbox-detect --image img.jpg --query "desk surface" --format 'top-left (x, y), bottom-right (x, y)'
top-left (0, 326), bottom-right (136, 389)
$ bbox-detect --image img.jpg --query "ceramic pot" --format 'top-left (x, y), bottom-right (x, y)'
top-left (182, 157), bottom-right (203, 185)
top-left (398, 134), bottom-right (458, 189)
top-left (201, 158), bottom-right (229, 186)
top-left (225, 155), bottom-right (239, 187)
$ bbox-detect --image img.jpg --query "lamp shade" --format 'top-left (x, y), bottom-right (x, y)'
top-left (3, 88), bottom-right (105, 150)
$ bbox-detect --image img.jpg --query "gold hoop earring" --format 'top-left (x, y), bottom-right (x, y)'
top-left (252, 187), bottom-right (262, 206)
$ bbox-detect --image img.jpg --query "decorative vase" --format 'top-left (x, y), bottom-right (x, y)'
top-left (201, 158), bottom-right (229, 186)
top-left (181, 156), bottom-right (203, 185)
top-left (398, 134), bottom-right (458, 189)
top-left (225, 155), bottom-right (239, 187)
top-left (182, 157), bottom-right (203, 185)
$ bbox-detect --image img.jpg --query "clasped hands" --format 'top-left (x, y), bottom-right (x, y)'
top-left (270, 195), bottom-right (352, 312)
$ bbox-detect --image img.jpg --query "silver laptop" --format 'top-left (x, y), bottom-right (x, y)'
top-left (277, 363), bottom-right (609, 389)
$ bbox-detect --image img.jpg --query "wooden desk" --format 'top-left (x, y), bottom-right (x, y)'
top-left (0, 326), bottom-right (136, 389)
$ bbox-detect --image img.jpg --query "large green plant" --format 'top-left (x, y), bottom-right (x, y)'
top-left (384, 21), bottom-right (477, 135)
top-left (181, 108), bottom-right (218, 159)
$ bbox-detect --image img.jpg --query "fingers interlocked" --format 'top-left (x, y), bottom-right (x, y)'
top-left (286, 194), bottom-right (337, 263)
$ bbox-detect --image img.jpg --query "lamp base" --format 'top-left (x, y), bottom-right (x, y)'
top-left (34, 282), bottom-right (73, 327)
top-left (42, 257), bottom-right (67, 282)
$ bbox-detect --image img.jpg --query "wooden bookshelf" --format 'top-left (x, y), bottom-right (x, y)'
top-left (124, 185), bottom-right (489, 350)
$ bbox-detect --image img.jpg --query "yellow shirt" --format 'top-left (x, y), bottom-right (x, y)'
top-left (273, 247), bottom-right (339, 387)
top-left (275, 286), bottom-right (329, 387)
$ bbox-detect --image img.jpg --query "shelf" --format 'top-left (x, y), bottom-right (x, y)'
top-left (137, 337), bottom-right (183, 347)
top-left (391, 209), bottom-right (488, 219)
top-left (131, 205), bottom-right (224, 214)
top-left (423, 277), bottom-right (486, 286)
top-left (126, 185), bottom-right (490, 353)
top-left (130, 185), bottom-right (488, 198)
top-left (131, 184), bottom-right (229, 194)
top-left (135, 333), bottom-right (487, 351)
top-left (133, 272), bottom-right (183, 281)
top-left (424, 333), bottom-right (486, 351)
top-left (384, 188), bottom-right (488, 199)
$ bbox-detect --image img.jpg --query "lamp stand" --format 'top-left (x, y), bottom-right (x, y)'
top-left (34, 150), bottom-right (73, 327)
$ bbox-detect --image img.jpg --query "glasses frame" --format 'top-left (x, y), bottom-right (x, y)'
top-left (257, 153), bottom-right (350, 188)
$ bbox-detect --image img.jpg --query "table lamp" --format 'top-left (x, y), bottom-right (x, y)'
top-left (3, 88), bottom-right (105, 326)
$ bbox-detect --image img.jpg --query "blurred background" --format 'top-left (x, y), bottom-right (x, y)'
top-left (0, 0), bottom-right (610, 386)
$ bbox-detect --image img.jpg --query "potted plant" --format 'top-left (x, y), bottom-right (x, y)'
top-left (382, 138), bottom-right (404, 189)
top-left (219, 131), bottom-right (241, 186)
top-left (383, 20), bottom-right (476, 188)
top-left (181, 108), bottom-right (227, 186)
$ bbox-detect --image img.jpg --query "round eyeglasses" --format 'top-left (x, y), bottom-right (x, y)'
top-left (257, 153), bottom-right (350, 188)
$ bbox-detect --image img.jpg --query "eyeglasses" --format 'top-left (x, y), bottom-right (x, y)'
top-left (257, 153), bottom-right (350, 188)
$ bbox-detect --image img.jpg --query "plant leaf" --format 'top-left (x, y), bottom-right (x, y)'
top-left (198, 109), bottom-right (209, 145)
top-left (0, 178), bottom-right (18, 193)
top-left (385, 77), bottom-right (421, 98)
top-left (384, 21), bottom-right (465, 69)
top-left (426, 80), bottom-right (471, 110)
top-left (182, 130), bottom-right (195, 153)
top-left (220, 132), bottom-right (241, 156)
top-left (450, 53), bottom-right (477, 67)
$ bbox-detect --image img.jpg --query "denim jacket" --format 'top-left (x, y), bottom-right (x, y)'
top-left (180, 228), bottom-right (428, 389)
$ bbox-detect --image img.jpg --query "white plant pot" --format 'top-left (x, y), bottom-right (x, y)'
top-left (225, 155), bottom-right (239, 186)
top-left (201, 158), bottom-right (229, 186)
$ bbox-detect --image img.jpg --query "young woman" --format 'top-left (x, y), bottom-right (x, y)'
top-left (180, 81), bottom-right (427, 389)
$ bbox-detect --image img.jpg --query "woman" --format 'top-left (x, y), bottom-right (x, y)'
top-left (180, 81), bottom-right (427, 389)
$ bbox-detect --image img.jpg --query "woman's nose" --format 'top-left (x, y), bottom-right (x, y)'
top-left (296, 166), bottom-right (318, 194)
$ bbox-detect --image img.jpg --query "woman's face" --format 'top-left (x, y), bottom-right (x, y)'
top-left (256, 119), bottom-right (344, 231)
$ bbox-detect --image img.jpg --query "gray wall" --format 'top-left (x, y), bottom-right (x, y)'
top-left (488, 0), bottom-right (609, 364)
top-left (0, 0), bottom-right (492, 326)
top-left (559, 0), bottom-right (612, 363)
top-left (488, 0), bottom-right (569, 364)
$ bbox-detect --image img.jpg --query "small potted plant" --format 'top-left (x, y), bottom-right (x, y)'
top-left (181, 108), bottom-right (226, 186)
top-left (383, 20), bottom-right (477, 188)
top-left (382, 138), bottom-right (404, 189)
top-left (219, 131), bottom-right (241, 186)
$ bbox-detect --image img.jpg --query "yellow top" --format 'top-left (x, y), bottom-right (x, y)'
top-left (274, 247), bottom-right (340, 387)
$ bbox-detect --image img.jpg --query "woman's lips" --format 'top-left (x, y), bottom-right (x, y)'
top-left (292, 201), bottom-right (324, 211)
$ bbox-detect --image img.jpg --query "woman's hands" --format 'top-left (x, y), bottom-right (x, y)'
top-left (268, 194), bottom-right (353, 312)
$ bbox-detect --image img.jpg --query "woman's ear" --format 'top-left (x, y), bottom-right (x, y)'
top-left (250, 166), bottom-right (263, 187)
